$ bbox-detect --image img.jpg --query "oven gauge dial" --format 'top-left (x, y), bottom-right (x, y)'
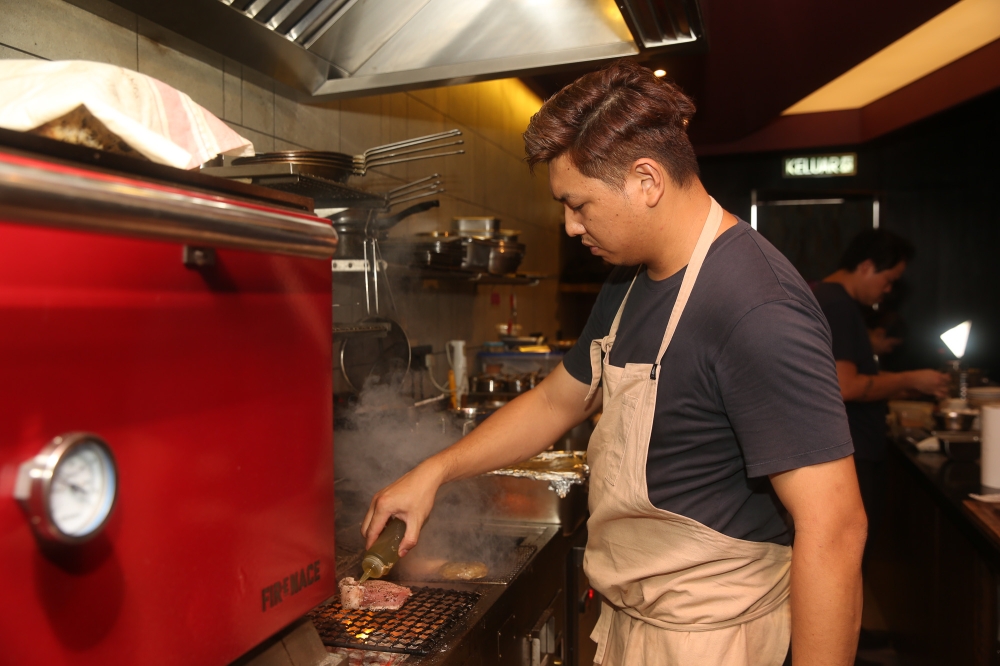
top-left (14, 433), bottom-right (118, 544)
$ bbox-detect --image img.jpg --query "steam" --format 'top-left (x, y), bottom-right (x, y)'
top-left (334, 382), bottom-right (512, 580)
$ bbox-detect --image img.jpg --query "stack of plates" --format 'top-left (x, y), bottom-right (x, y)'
top-left (968, 386), bottom-right (1000, 407)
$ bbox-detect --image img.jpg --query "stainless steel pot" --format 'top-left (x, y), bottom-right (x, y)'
top-left (487, 239), bottom-right (525, 275)
top-left (472, 374), bottom-right (508, 394)
top-left (454, 216), bottom-right (500, 236)
top-left (460, 237), bottom-right (494, 271)
top-left (451, 407), bottom-right (486, 436)
top-left (509, 373), bottom-right (537, 394)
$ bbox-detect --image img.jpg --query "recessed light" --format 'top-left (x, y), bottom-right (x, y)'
top-left (653, 69), bottom-right (667, 77)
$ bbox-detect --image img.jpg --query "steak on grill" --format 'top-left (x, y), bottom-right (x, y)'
top-left (338, 577), bottom-right (412, 611)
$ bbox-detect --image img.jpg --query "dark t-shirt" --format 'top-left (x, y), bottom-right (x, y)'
top-left (564, 221), bottom-right (853, 545)
top-left (812, 282), bottom-right (887, 461)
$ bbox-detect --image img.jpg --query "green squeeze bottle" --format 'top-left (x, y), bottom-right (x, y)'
top-left (359, 517), bottom-right (406, 583)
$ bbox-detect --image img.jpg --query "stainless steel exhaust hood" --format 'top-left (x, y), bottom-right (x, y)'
top-left (103, 0), bottom-right (704, 99)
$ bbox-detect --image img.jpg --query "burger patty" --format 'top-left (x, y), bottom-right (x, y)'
top-left (438, 561), bottom-right (489, 580)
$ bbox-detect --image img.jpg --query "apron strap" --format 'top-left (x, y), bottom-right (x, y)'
top-left (650, 197), bottom-right (724, 380)
top-left (584, 268), bottom-right (641, 402)
top-left (607, 267), bottom-right (642, 339)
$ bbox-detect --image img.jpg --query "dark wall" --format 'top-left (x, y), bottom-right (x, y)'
top-left (698, 88), bottom-right (1000, 377)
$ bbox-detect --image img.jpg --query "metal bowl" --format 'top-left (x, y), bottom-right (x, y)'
top-left (933, 409), bottom-right (978, 431)
top-left (487, 239), bottom-right (525, 275)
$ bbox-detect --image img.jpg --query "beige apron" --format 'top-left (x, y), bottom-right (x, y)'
top-left (583, 198), bottom-right (792, 666)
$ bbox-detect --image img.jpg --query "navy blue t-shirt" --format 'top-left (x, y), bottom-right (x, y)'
top-left (812, 282), bottom-right (886, 461)
top-left (563, 221), bottom-right (853, 545)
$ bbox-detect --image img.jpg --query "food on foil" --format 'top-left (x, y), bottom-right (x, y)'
top-left (438, 561), bottom-right (489, 581)
top-left (338, 577), bottom-right (412, 611)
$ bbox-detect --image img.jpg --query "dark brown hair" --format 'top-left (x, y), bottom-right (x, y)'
top-left (839, 229), bottom-right (915, 272)
top-left (523, 59), bottom-right (699, 188)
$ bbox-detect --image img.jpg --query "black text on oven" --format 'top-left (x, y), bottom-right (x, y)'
top-left (261, 560), bottom-right (321, 612)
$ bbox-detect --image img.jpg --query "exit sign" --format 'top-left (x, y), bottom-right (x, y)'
top-left (784, 153), bottom-right (857, 177)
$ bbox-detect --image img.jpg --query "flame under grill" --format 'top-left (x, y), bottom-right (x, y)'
top-left (309, 587), bottom-right (480, 655)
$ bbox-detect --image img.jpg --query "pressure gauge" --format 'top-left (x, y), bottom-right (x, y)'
top-left (14, 433), bottom-right (118, 544)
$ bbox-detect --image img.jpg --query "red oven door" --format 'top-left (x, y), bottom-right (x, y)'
top-left (0, 154), bottom-right (336, 665)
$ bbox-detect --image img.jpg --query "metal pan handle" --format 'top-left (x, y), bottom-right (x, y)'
top-left (358, 129), bottom-right (462, 160)
top-left (357, 140), bottom-right (463, 165)
top-left (359, 149), bottom-right (465, 174)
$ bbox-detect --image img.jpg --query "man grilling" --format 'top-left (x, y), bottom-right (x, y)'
top-left (362, 60), bottom-right (867, 666)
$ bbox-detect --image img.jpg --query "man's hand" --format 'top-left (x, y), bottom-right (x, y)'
top-left (360, 363), bottom-right (599, 557)
top-left (908, 369), bottom-right (950, 398)
top-left (771, 456), bottom-right (867, 665)
top-left (362, 459), bottom-right (448, 556)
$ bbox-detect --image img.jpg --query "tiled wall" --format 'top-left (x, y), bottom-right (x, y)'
top-left (1, 0), bottom-right (565, 395)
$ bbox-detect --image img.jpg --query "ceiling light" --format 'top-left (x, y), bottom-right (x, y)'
top-left (783, 0), bottom-right (1000, 115)
top-left (653, 69), bottom-right (667, 77)
top-left (941, 320), bottom-right (972, 359)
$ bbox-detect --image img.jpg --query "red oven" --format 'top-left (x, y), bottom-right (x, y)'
top-left (0, 142), bottom-right (337, 665)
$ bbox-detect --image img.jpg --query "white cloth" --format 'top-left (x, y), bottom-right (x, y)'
top-left (0, 60), bottom-right (253, 169)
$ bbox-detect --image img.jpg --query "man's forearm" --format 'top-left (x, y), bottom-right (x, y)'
top-left (789, 522), bottom-right (865, 664)
top-left (362, 365), bottom-right (597, 553)
top-left (771, 458), bottom-right (867, 665)
top-left (843, 370), bottom-right (915, 402)
top-left (426, 367), bottom-right (598, 485)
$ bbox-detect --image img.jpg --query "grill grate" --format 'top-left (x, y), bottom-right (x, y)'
top-left (310, 587), bottom-right (480, 655)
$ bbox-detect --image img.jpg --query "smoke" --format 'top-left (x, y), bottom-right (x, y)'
top-left (334, 381), bottom-right (512, 580)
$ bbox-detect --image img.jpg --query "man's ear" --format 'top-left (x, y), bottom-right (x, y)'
top-left (857, 259), bottom-right (876, 277)
top-left (630, 159), bottom-right (665, 208)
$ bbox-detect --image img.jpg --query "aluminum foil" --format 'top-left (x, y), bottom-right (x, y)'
top-left (488, 451), bottom-right (588, 498)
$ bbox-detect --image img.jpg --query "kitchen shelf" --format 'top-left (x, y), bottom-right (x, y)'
top-left (558, 282), bottom-right (603, 294)
top-left (393, 266), bottom-right (549, 285)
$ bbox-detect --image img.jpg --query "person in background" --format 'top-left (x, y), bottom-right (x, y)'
top-left (813, 230), bottom-right (948, 657)
top-left (815, 230), bottom-right (948, 528)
